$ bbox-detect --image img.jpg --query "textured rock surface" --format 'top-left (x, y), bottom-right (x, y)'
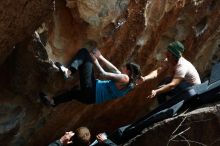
top-left (125, 103), bottom-right (220, 146)
top-left (0, 0), bottom-right (220, 146)
top-left (0, 0), bottom-right (54, 65)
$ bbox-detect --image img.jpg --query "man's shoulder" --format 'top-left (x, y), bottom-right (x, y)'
top-left (178, 57), bottom-right (190, 65)
top-left (175, 57), bottom-right (188, 71)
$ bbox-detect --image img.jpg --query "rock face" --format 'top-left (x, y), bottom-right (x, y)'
top-left (0, 0), bottom-right (54, 65)
top-left (0, 0), bottom-right (220, 146)
top-left (125, 103), bottom-right (220, 146)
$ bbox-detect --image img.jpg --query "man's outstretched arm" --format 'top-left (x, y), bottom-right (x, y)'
top-left (147, 77), bottom-right (183, 99)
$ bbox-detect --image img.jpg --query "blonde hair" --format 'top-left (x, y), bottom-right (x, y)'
top-left (75, 127), bottom-right (91, 146)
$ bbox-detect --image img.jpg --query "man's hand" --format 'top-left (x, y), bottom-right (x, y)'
top-left (34, 31), bottom-right (40, 40)
top-left (59, 131), bottom-right (75, 145)
top-left (96, 133), bottom-right (107, 143)
top-left (91, 48), bottom-right (102, 59)
top-left (136, 76), bottom-right (145, 85)
top-left (147, 90), bottom-right (157, 99)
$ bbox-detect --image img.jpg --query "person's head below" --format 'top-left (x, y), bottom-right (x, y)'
top-left (72, 127), bottom-right (91, 146)
top-left (122, 62), bottom-right (142, 88)
top-left (166, 41), bottom-right (185, 64)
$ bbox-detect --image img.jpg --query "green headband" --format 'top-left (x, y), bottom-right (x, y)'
top-left (167, 41), bottom-right (185, 58)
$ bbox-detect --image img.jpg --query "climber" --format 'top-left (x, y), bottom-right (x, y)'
top-left (138, 41), bottom-right (201, 104)
top-left (48, 127), bottom-right (117, 146)
top-left (41, 46), bottom-right (142, 106)
top-left (91, 62), bottom-right (220, 145)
